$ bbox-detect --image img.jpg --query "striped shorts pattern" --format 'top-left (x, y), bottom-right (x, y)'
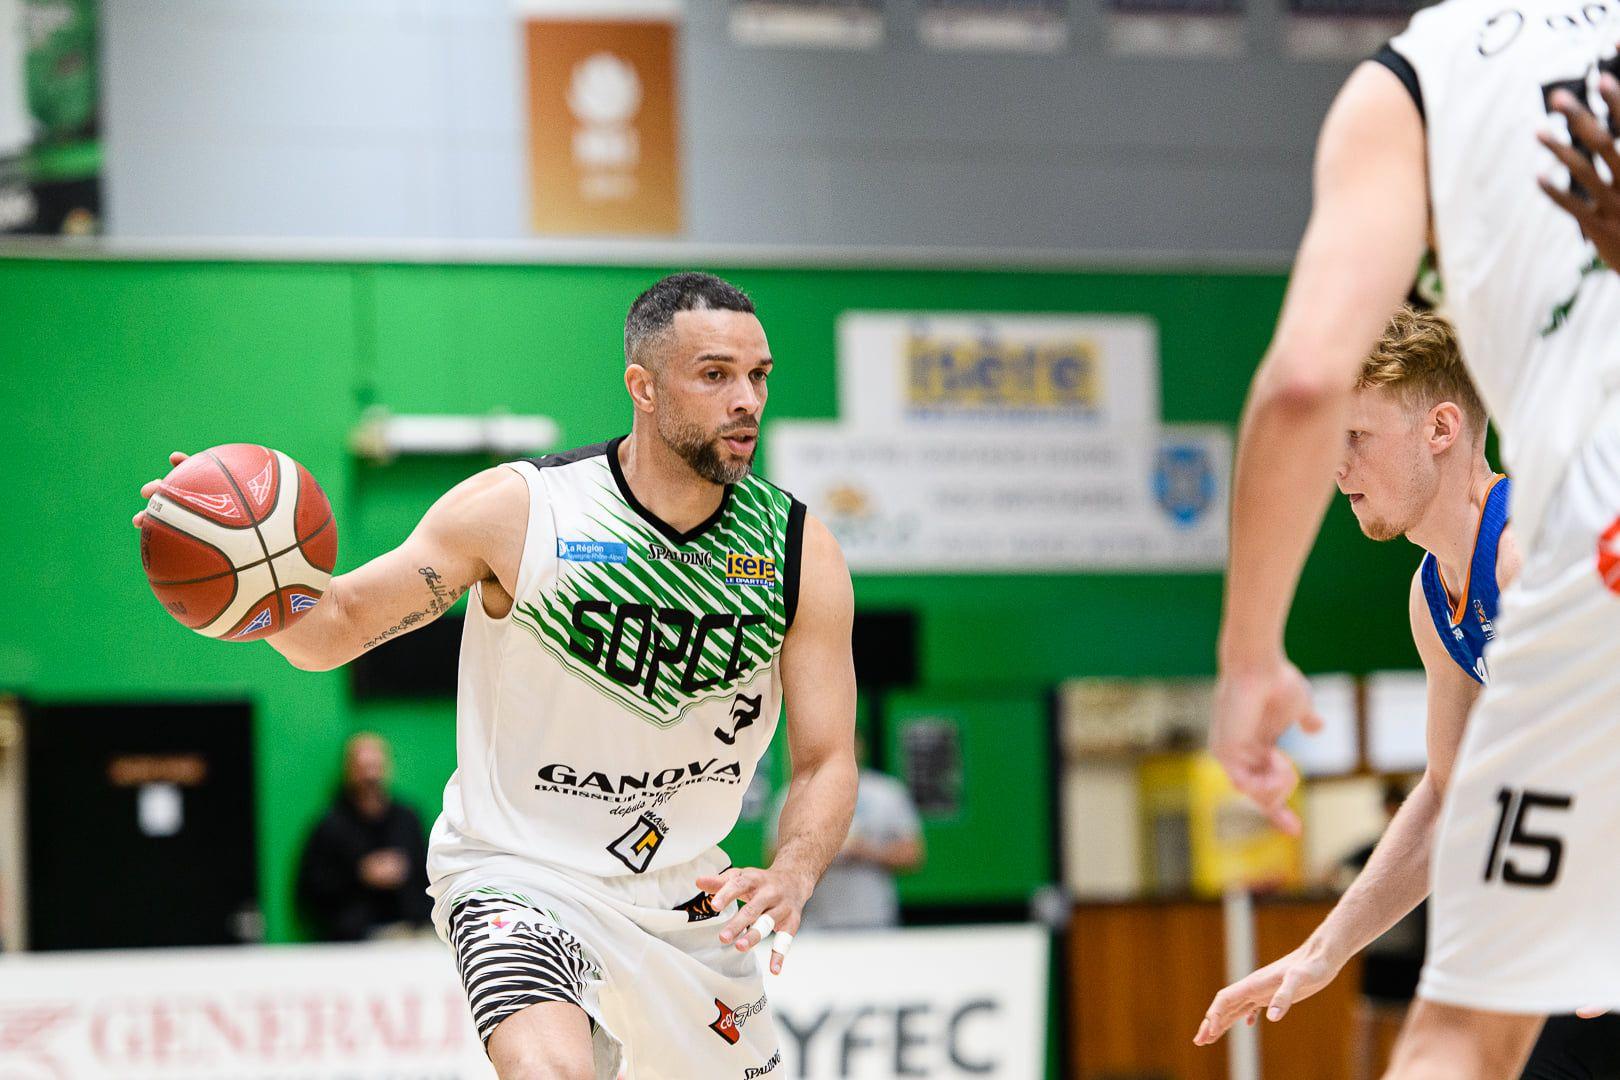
top-left (448, 892), bottom-right (598, 1045)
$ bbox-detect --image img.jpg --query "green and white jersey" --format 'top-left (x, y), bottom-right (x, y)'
top-left (427, 437), bottom-right (806, 881)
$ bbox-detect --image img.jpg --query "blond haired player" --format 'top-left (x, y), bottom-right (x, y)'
top-left (133, 273), bottom-right (858, 1080)
top-left (1198, 309), bottom-right (1620, 1073)
top-left (1205, 5), bottom-right (1620, 1074)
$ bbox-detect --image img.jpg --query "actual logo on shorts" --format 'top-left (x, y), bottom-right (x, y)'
top-left (607, 812), bottom-right (666, 873)
top-left (674, 890), bottom-right (720, 922)
top-left (724, 553), bottom-right (776, 588)
top-left (485, 909), bottom-right (537, 941)
top-left (558, 538), bottom-right (629, 564)
top-left (708, 993), bottom-right (768, 1045)
top-left (289, 593), bottom-right (319, 614)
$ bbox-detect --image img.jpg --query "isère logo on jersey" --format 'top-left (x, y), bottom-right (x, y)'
top-left (557, 538), bottom-right (629, 564)
top-left (607, 811), bottom-right (667, 873)
top-left (725, 553), bottom-right (776, 587)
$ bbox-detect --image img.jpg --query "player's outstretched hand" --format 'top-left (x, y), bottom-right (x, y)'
top-left (697, 865), bottom-right (811, 976)
top-left (1539, 74), bottom-right (1620, 271)
top-left (131, 451), bottom-right (191, 528)
top-left (1210, 653), bottom-right (1320, 836)
top-left (1194, 944), bottom-right (1341, 1046)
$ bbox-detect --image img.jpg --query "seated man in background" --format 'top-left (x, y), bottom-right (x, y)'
top-left (297, 732), bottom-right (432, 941)
top-left (1196, 307), bottom-right (1620, 1075)
top-left (768, 728), bottom-right (923, 930)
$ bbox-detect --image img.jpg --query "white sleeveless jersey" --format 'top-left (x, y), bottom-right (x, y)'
top-left (1388, 0), bottom-right (1620, 539)
top-left (427, 437), bottom-right (805, 880)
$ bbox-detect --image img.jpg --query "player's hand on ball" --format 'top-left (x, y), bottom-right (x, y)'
top-left (1210, 652), bottom-right (1319, 836)
top-left (1194, 943), bottom-right (1340, 1046)
top-left (697, 866), bottom-right (810, 975)
top-left (131, 451), bottom-right (191, 528)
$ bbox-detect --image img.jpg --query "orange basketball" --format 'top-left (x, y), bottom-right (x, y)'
top-left (139, 444), bottom-right (337, 641)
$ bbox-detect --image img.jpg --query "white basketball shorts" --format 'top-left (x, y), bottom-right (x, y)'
top-left (434, 846), bottom-right (782, 1080)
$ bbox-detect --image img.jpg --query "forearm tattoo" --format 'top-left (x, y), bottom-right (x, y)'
top-left (361, 566), bottom-right (468, 651)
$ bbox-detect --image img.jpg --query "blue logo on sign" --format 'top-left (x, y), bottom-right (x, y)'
top-left (558, 539), bottom-right (629, 564)
top-left (1153, 441), bottom-right (1217, 528)
top-left (289, 593), bottom-right (320, 614)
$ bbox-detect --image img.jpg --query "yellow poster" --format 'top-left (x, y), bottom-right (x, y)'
top-left (523, 5), bottom-right (682, 235)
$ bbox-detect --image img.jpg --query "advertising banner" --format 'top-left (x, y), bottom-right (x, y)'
top-left (730, 0), bottom-right (884, 48)
top-left (835, 311), bottom-right (1159, 432)
top-left (1104, 0), bottom-right (1246, 58)
top-left (0, 0), bottom-right (100, 235)
top-left (770, 422), bottom-right (1230, 571)
top-left (1284, 0), bottom-right (1419, 59)
top-left (0, 927), bottom-right (1048, 1079)
top-left (522, 0), bottom-right (682, 235)
top-left (918, 0), bottom-right (1069, 54)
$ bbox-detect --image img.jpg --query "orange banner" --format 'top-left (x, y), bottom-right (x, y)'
top-left (525, 17), bottom-right (683, 236)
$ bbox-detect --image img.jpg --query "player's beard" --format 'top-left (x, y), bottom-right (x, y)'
top-left (1358, 459), bottom-right (1436, 542)
top-left (658, 409), bottom-right (756, 485)
top-left (1359, 514), bottom-right (1408, 543)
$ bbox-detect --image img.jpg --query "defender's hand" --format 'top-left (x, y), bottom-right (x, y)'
top-left (1194, 944), bottom-right (1341, 1046)
top-left (1210, 653), bottom-right (1320, 835)
top-left (697, 865), bottom-right (811, 975)
top-left (1538, 76), bottom-right (1620, 271)
top-left (132, 451), bottom-right (191, 528)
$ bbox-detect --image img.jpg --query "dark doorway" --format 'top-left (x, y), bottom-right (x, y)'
top-left (24, 700), bottom-right (259, 950)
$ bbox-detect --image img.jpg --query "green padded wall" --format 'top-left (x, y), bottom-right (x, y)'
top-left (0, 256), bottom-right (1422, 941)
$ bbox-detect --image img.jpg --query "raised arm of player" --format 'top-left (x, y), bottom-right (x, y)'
top-left (1211, 61), bottom-right (1430, 830)
top-left (698, 515), bottom-right (858, 974)
top-left (1196, 569), bottom-right (1480, 1045)
top-left (133, 452), bottom-right (528, 671)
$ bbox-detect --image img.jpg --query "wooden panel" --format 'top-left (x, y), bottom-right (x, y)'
top-left (1070, 899), bottom-right (1365, 1080)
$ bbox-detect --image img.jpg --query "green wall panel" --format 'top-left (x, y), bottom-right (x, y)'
top-left (0, 255), bottom-right (1424, 941)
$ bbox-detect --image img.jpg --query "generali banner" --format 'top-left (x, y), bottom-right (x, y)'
top-left (520, 0), bottom-right (683, 236)
top-left (0, 925), bottom-right (1048, 1078)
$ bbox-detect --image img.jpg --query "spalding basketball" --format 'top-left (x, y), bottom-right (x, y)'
top-left (140, 444), bottom-right (337, 641)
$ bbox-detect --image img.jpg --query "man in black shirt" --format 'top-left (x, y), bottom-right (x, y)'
top-left (297, 732), bottom-right (431, 941)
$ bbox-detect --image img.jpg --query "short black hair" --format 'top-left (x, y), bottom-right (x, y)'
top-left (624, 272), bottom-right (755, 369)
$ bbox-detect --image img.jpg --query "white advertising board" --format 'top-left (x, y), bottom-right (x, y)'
top-left (836, 311), bottom-right (1159, 432)
top-left (0, 925), bottom-right (1048, 1079)
top-left (769, 422), bottom-right (1230, 571)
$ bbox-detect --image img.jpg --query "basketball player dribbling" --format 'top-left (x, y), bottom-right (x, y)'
top-left (1204, 4), bottom-right (1620, 1074)
top-left (1197, 308), bottom-right (1620, 1075)
top-left (132, 272), bottom-right (859, 1080)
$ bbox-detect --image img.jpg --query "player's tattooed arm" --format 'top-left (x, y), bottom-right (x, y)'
top-left (358, 567), bottom-right (470, 651)
top-left (268, 467), bottom-right (527, 671)
top-left (699, 516), bottom-right (857, 974)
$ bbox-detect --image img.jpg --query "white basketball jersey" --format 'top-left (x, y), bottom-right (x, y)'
top-left (427, 438), bottom-right (805, 881)
top-left (1389, 0), bottom-right (1620, 538)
